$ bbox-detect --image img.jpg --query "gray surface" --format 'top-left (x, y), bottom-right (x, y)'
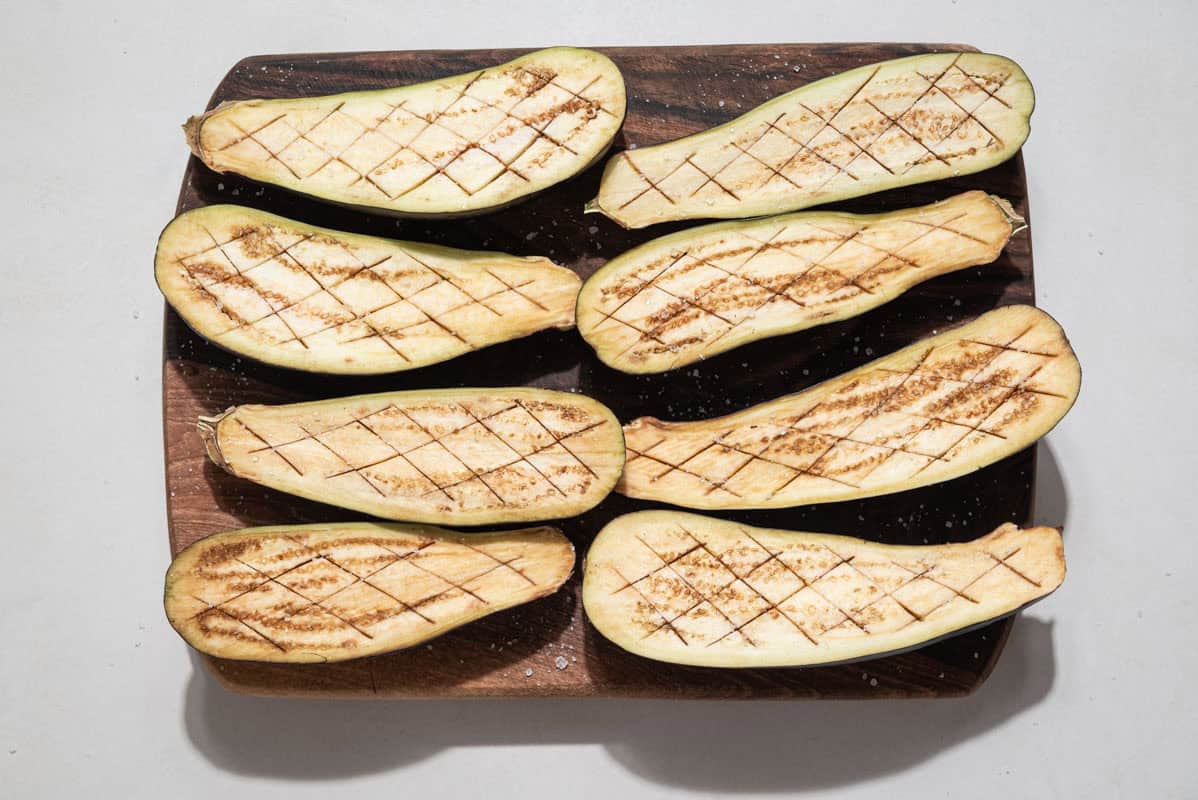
top-left (0, 2), bottom-right (1194, 797)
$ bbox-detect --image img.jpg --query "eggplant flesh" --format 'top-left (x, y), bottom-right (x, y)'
top-left (156, 204), bottom-right (580, 374)
top-left (589, 52), bottom-right (1033, 229)
top-left (185, 47), bottom-right (627, 217)
top-left (619, 305), bottom-right (1080, 509)
top-left (578, 190), bottom-right (1022, 373)
top-left (583, 510), bottom-right (1064, 668)
top-left (166, 522), bottom-right (574, 663)
top-left (201, 387), bottom-right (625, 526)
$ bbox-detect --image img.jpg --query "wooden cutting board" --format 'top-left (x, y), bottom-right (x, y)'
top-left (163, 42), bottom-right (1036, 698)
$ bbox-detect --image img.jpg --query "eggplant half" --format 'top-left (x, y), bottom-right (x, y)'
top-left (588, 52), bottom-right (1033, 228)
top-left (578, 190), bottom-right (1022, 373)
top-left (583, 510), bottom-right (1064, 668)
top-left (156, 204), bottom-right (580, 374)
top-left (618, 305), bottom-right (1080, 508)
top-left (200, 388), bottom-right (625, 525)
top-left (167, 521), bottom-right (574, 663)
top-left (186, 47), bottom-right (626, 217)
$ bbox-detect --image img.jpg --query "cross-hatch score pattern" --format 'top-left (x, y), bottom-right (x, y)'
top-left (210, 64), bottom-right (618, 206)
top-left (610, 524), bottom-right (1043, 650)
top-left (615, 53), bottom-right (1014, 215)
top-left (183, 533), bottom-right (541, 654)
top-left (586, 200), bottom-right (995, 368)
top-left (626, 323), bottom-right (1066, 501)
top-left (226, 397), bottom-right (609, 513)
top-left (171, 220), bottom-right (555, 359)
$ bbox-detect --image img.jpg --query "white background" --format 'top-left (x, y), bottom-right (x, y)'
top-left (2, 2), bottom-right (1195, 797)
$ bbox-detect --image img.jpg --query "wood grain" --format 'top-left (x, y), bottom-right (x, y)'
top-left (164, 42), bottom-right (1036, 698)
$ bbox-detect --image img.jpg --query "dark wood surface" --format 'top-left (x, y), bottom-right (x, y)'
top-left (163, 42), bottom-right (1037, 698)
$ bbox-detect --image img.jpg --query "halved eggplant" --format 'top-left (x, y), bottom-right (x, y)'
top-left (578, 190), bottom-right (1022, 373)
top-left (588, 52), bottom-right (1033, 228)
top-left (156, 204), bottom-right (581, 374)
top-left (619, 305), bottom-right (1080, 508)
top-left (583, 510), bottom-right (1064, 668)
top-left (200, 387), bottom-right (625, 525)
top-left (186, 47), bottom-right (626, 217)
top-left (166, 521), bottom-right (574, 663)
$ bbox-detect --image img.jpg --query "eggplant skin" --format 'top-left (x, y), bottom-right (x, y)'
top-left (185, 47), bottom-right (626, 217)
top-left (583, 510), bottom-right (1064, 668)
top-left (577, 191), bottom-right (1023, 373)
top-left (201, 387), bottom-right (625, 526)
top-left (155, 204), bottom-right (581, 375)
top-left (618, 305), bottom-right (1080, 509)
top-left (589, 52), bottom-right (1034, 229)
top-left (166, 521), bottom-right (574, 663)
